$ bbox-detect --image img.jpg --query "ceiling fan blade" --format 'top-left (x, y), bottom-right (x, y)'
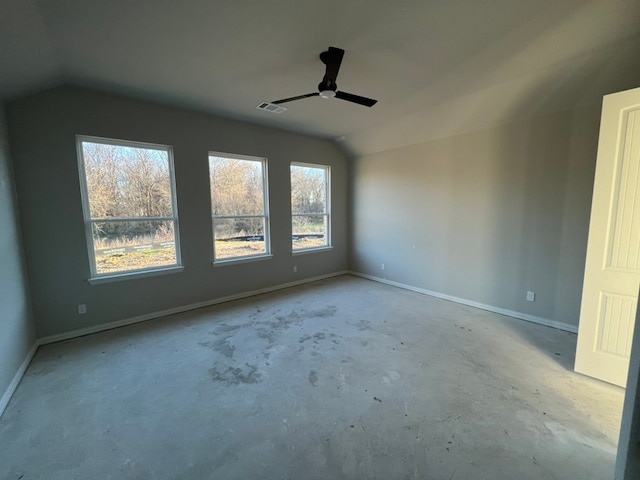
top-left (321, 47), bottom-right (344, 87)
top-left (272, 92), bottom-right (319, 105)
top-left (335, 91), bottom-right (378, 107)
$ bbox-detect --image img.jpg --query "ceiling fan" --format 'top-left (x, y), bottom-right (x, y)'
top-left (261, 47), bottom-right (377, 111)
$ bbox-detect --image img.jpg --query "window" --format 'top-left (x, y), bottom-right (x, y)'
top-left (291, 163), bottom-right (331, 252)
top-left (77, 136), bottom-right (181, 278)
top-left (209, 153), bottom-right (270, 262)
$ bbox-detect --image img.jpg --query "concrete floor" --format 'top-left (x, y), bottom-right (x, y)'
top-left (0, 275), bottom-right (625, 479)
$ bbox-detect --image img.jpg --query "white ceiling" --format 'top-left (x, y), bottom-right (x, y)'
top-left (2, 0), bottom-right (640, 156)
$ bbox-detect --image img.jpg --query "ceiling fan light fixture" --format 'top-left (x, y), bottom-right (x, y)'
top-left (319, 90), bottom-right (336, 99)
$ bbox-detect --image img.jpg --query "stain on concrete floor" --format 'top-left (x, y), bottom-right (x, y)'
top-left (209, 363), bottom-right (262, 385)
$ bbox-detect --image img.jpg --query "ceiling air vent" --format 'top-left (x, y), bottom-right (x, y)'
top-left (257, 102), bottom-right (287, 114)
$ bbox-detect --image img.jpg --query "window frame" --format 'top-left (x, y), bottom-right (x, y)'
top-left (208, 151), bottom-right (272, 265)
top-left (290, 162), bottom-right (332, 254)
top-left (76, 135), bottom-right (183, 282)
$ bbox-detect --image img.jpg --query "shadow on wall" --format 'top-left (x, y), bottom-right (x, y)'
top-left (481, 31), bottom-right (640, 323)
top-left (480, 52), bottom-right (620, 327)
top-left (429, 70), bottom-right (603, 372)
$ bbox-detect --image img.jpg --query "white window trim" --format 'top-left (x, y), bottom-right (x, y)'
top-left (88, 266), bottom-right (185, 285)
top-left (213, 254), bottom-right (273, 267)
top-left (290, 161), bottom-right (331, 252)
top-left (292, 246), bottom-right (334, 256)
top-left (209, 151), bottom-right (271, 265)
top-left (77, 135), bottom-right (183, 281)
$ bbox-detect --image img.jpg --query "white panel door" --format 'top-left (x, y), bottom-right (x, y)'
top-left (575, 87), bottom-right (640, 388)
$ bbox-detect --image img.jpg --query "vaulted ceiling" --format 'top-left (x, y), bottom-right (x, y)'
top-left (2, 0), bottom-right (640, 156)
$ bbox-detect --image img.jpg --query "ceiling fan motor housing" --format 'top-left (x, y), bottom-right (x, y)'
top-left (319, 82), bottom-right (337, 98)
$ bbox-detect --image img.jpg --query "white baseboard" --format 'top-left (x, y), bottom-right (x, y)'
top-left (2, 270), bottom-right (572, 421)
top-left (0, 342), bottom-right (38, 419)
top-left (39, 271), bottom-right (349, 345)
top-left (349, 271), bottom-right (578, 334)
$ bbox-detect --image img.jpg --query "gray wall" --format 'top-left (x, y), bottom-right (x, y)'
top-left (0, 104), bottom-right (36, 399)
top-left (350, 107), bottom-right (601, 327)
top-left (8, 86), bottom-right (348, 338)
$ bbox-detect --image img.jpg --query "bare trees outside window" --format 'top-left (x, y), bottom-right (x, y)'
top-left (291, 163), bottom-right (330, 251)
top-left (77, 137), bottom-right (181, 276)
top-left (209, 154), bottom-right (270, 261)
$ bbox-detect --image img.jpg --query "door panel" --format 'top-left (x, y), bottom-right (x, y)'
top-left (596, 292), bottom-right (636, 357)
top-left (576, 88), bottom-right (640, 387)
top-left (607, 110), bottom-right (640, 271)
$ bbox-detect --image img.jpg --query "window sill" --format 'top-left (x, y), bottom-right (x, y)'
top-left (292, 246), bottom-right (334, 256)
top-left (213, 254), bottom-right (273, 267)
top-left (88, 266), bottom-right (185, 285)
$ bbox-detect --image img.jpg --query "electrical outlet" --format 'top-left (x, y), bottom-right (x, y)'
top-left (293, 265), bottom-right (297, 273)
top-left (526, 291), bottom-right (535, 302)
top-left (381, 263), bottom-right (385, 271)
top-left (78, 304), bottom-right (87, 314)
